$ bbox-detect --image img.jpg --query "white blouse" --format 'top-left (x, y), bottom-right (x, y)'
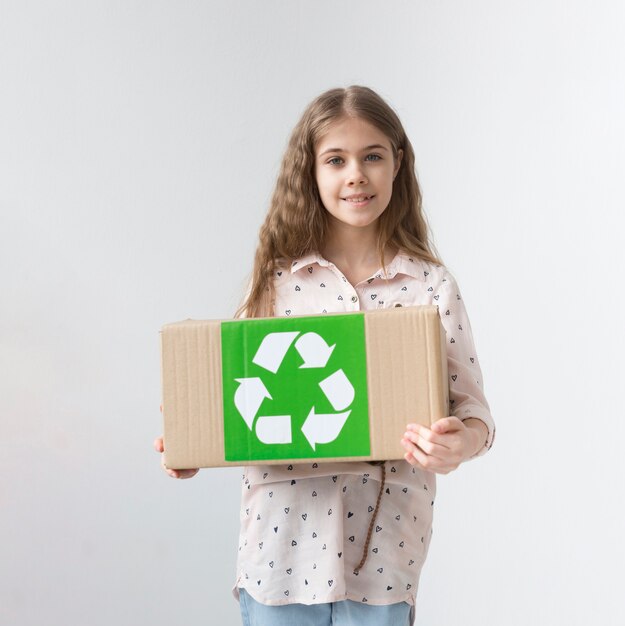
top-left (233, 251), bottom-right (495, 611)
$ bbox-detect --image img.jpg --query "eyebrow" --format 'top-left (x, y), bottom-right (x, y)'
top-left (318, 144), bottom-right (390, 157)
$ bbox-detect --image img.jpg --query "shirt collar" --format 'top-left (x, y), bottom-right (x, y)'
top-left (290, 251), bottom-right (427, 281)
top-left (385, 252), bottom-right (427, 281)
top-left (290, 252), bottom-right (327, 273)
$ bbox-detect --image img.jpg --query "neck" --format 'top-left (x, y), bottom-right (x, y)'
top-left (321, 221), bottom-right (395, 285)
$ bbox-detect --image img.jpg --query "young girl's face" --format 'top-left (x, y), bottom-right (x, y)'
top-left (314, 116), bottom-right (402, 233)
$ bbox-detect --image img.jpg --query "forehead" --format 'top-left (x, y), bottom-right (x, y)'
top-left (315, 116), bottom-right (392, 154)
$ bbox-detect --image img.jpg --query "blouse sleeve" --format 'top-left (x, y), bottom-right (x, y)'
top-left (433, 269), bottom-right (495, 457)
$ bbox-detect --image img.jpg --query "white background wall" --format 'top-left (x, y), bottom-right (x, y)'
top-left (1, 1), bottom-right (623, 625)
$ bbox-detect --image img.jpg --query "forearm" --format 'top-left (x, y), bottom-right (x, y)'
top-left (462, 418), bottom-right (488, 459)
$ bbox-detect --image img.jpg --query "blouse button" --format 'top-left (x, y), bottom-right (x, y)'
top-left (351, 296), bottom-right (358, 303)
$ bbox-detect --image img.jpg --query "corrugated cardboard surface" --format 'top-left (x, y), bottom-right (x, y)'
top-left (161, 306), bottom-right (448, 469)
top-left (160, 319), bottom-right (224, 470)
top-left (364, 307), bottom-right (449, 459)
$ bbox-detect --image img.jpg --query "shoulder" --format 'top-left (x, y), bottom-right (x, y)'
top-left (395, 252), bottom-right (451, 286)
top-left (398, 255), bottom-right (470, 312)
top-left (273, 253), bottom-right (327, 286)
top-left (413, 257), bottom-right (461, 291)
top-left (272, 257), bottom-right (291, 280)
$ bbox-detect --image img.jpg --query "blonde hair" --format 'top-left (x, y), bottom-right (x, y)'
top-left (238, 85), bottom-right (442, 318)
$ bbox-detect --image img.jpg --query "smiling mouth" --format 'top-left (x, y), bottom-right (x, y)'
top-left (342, 194), bottom-right (374, 203)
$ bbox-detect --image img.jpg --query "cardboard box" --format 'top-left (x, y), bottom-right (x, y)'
top-left (160, 305), bottom-right (449, 469)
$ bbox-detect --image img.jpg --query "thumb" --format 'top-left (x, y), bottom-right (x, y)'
top-left (431, 417), bottom-right (455, 434)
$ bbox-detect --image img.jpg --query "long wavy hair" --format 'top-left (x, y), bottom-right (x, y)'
top-left (238, 85), bottom-right (442, 318)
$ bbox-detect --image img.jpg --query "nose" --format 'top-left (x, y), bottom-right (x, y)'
top-left (346, 162), bottom-right (368, 186)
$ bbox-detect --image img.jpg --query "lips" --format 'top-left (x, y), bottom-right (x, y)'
top-left (342, 194), bottom-right (374, 202)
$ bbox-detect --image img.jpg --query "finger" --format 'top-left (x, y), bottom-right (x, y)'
top-left (401, 437), bottom-right (419, 459)
top-left (400, 436), bottom-right (413, 451)
top-left (402, 441), bottom-right (426, 469)
top-left (431, 416), bottom-right (462, 434)
top-left (403, 430), bottom-right (450, 458)
top-left (168, 468), bottom-right (199, 479)
top-left (401, 437), bottom-right (431, 465)
top-left (405, 423), bottom-right (434, 442)
top-left (403, 439), bottom-right (457, 475)
top-left (403, 439), bottom-right (438, 472)
top-left (403, 451), bottom-right (425, 469)
top-left (154, 437), bottom-right (164, 453)
top-left (405, 424), bottom-right (451, 451)
top-left (406, 423), bottom-right (431, 435)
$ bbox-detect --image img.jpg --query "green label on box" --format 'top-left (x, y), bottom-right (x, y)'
top-left (221, 314), bottom-right (370, 462)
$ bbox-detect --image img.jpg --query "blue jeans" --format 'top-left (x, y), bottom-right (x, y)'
top-left (239, 588), bottom-right (412, 626)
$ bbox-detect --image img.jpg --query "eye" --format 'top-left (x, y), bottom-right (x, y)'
top-left (365, 153), bottom-right (382, 161)
top-left (327, 156), bottom-right (343, 165)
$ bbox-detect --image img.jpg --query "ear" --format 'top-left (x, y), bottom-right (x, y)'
top-left (393, 149), bottom-right (404, 179)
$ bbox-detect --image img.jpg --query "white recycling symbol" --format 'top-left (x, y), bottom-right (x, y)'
top-left (233, 331), bottom-right (355, 450)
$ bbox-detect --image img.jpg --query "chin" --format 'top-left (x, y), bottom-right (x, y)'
top-left (341, 216), bottom-right (381, 229)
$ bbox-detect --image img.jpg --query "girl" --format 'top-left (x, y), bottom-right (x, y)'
top-left (155, 85), bottom-right (495, 626)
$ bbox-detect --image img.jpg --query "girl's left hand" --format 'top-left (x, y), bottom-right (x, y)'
top-left (400, 416), bottom-right (482, 474)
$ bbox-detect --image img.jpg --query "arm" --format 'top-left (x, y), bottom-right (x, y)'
top-left (462, 417), bottom-right (489, 455)
top-left (401, 270), bottom-right (494, 473)
top-left (401, 416), bottom-right (487, 474)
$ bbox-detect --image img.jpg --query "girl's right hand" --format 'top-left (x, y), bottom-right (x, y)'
top-left (153, 436), bottom-right (200, 479)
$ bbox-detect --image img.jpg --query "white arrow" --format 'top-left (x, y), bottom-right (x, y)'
top-left (253, 331), bottom-right (300, 373)
top-left (234, 378), bottom-right (272, 430)
top-left (318, 369), bottom-right (355, 411)
top-left (301, 408), bottom-right (351, 451)
top-left (295, 332), bottom-right (335, 368)
top-left (255, 415), bottom-right (292, 444)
